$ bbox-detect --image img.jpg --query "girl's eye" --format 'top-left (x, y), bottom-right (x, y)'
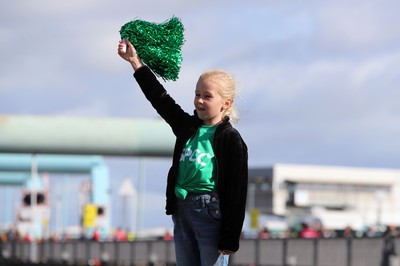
top-left (194, 93), bottom-right (212, 99)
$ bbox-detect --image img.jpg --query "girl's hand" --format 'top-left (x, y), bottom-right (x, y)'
top-left (118, 39), bottom-right (135, 61)
top-left (118, 39), bottom-right (143, 70)
top-left (219, 250), bottom-right (235, 255)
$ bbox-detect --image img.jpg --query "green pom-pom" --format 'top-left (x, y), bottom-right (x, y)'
top-left (120, 16), bottom-right (185, 81)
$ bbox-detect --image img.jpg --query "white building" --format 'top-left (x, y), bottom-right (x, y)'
top-left (247, 164), bottom-right (400, 230)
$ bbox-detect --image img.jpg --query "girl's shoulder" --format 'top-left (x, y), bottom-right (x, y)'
top-left (217, 119), bottom-right (241, 135)
top-left (217, 122), bottom-right (247, 145)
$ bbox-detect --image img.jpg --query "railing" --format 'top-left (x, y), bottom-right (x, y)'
top-left (1, 237), bottom-right (399, 266)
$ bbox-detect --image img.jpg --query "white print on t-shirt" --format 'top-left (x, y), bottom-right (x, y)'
top-left (180, 147), bottom-right (212, 167)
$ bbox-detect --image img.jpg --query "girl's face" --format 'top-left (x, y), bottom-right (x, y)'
top-left (194, 78), bottom-right (231, 126)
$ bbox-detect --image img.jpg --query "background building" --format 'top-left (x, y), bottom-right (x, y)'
top-left (248, 164), bottom-right (400, 231)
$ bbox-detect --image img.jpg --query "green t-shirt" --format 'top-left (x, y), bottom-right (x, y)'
top-left (175, 125), bottom-right (218, 199)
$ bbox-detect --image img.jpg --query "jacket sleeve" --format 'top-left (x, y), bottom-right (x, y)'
top-left (133, 66), bottom-right (191, 135)
top-left (217, 128), bottom-right (248, 252)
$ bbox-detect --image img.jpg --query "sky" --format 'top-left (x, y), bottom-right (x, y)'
top-left (1, 1), bottom-right (400, 232)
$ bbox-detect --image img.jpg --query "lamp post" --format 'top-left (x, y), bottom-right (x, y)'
top-left (118, 178), bottom-right (136, 231)
top-left (30, 154), bottom-right (38, 262)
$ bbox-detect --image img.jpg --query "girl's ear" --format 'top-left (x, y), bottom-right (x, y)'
top-left (223, 98), bottom-right (233, 110)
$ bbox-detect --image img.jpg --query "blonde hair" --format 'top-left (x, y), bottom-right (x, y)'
top-left (198, 70), bottom-right (240, 123)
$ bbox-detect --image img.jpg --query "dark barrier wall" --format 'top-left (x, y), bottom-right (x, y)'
top-left (1, 237), bottom-right (399, 266)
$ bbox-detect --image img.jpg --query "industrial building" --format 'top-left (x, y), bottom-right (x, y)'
top-left (247, 164), bottom-right (400, 231)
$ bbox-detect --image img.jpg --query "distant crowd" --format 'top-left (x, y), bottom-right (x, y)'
top-left (256, 222), bottom-right (399, 240)
top-left (0, 226), bottom-right (174, 243)
top-left (1, 223), bottom-right (398, 244)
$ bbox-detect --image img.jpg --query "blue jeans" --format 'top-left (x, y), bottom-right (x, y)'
top-left (172, 193), bottom-right (229, 266)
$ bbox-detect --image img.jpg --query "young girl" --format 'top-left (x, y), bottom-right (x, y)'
top-left (118, 39), bottom-right (248, 266)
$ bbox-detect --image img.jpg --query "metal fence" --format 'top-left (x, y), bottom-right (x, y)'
top-left (1, 237), bottom-right (399, 266)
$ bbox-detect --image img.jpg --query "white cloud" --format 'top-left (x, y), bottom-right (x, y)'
top-left (55, 100), bottom-right (110, 117)
top-left (316, 1), bottom-right (400, 49)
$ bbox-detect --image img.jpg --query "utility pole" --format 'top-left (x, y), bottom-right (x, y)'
top-left (30, 154), bottom-right (38, 262)
top-left (118, 178), bottom-right (136, 231)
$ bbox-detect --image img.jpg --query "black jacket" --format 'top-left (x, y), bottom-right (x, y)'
top-left (134, 66), bottom-right (248, 252)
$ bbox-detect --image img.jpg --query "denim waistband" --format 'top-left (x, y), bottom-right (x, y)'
top-left (177, 192), bottom-right (219, 208)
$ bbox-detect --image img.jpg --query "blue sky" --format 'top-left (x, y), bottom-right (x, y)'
top-left (1, 1), bottom-right (399, 231)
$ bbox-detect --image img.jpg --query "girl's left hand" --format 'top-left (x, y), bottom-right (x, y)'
top-left (219, 250), bottom-right (235, 255)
